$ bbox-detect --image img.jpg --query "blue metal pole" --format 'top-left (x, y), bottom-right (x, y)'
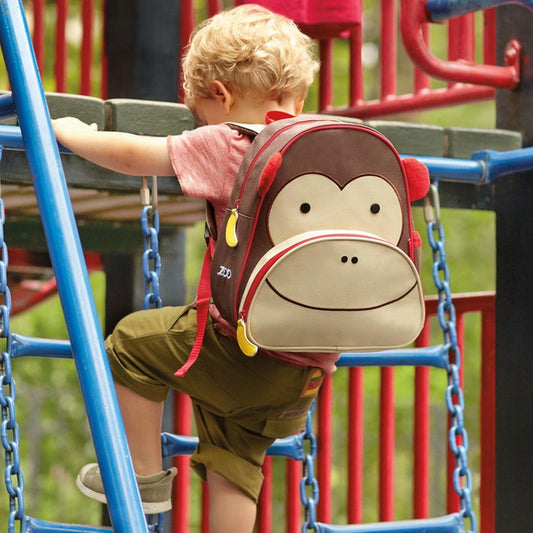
top-left (10, 333), bottom-right (73, 359)
top-left (314, 512), bottom-right (464, 532)
top-left (0, 1), bottom-right (148, 531)
top-left (403, 154), bottom-right (485, 183)
top-left (425, 0), bottom-right (533, 22)
top-left (338, 345), bottom-right (450, 369)
top-left (471, 146), bottom-right (533, 181)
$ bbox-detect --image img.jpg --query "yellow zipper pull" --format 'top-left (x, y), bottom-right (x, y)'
top-left (225, 207), bottom-right (239, 247)
top-left (237, 318), bottom-right (258, 357)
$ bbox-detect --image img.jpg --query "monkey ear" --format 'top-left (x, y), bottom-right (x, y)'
top-left (258, 152), bottom-right (283, 197)
top-left (402, 157), bottom-right (430, 202)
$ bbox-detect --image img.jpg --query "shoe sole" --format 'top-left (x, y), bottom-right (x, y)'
top-left (75, 474), bottom-right (172, 514)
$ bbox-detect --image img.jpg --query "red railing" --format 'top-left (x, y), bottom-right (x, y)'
top-left (171, 292), bottom-right (496, 533)
top-left (11, 0), bottom-right (510, 118)
top-left (179, 0), bottom-right (507, 118)
top-left (9, 0), bottom-right (104, 96)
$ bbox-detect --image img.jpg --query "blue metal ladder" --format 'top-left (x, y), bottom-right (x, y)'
top-left (0, 0), bottom-right (149, 531)
top-left (3, 0), bottom-right (533, 531)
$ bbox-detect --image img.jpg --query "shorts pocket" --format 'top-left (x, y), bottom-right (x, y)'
top-left (262, 410), bottom-right (310, 439)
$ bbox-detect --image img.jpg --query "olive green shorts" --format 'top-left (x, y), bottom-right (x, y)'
top-left (105, 304), bottom-right (324, 502)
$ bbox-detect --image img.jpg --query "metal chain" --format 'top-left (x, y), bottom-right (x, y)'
top-left (424, 183), bottom-right (477, 533)
top-left (141, 177), bottom-right (162, 310)
top-left (0, 194), bottom-right (25, 533)
top-left (300, 401), bottom-right (319, 533)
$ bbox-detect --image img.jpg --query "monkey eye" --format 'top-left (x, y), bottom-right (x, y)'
top-left (370, 203), bottom-right (381, 214)
top-left (300, 202), bottom-right (311, 214)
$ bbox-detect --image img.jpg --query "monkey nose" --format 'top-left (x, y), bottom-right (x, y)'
top-left (341, 255), bottom-right (359, 264)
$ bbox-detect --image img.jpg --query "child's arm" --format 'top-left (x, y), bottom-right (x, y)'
top-left (52, 117), bottom-right (175, 176)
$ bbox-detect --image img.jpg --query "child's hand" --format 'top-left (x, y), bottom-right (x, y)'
top-left (49, 117), bottom-right (173, 176)
top-left (51, 117), bottom-right (98, 147)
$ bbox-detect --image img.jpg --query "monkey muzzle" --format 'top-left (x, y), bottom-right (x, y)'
top-left (237, 230), bottom-right (425, 353)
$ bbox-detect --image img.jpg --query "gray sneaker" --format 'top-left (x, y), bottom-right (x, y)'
top-left (76, 463), bottom-right (177, 514)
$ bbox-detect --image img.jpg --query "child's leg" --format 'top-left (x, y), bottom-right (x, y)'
top-left (115, 382), bottom-right (164, 475)
top-left (207, 470), bottom-right (257, 533)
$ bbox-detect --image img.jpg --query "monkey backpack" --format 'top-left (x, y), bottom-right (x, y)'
top-left (175, 114), bottom-right (430, 377)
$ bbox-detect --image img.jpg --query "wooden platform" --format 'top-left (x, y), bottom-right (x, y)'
top-left (0, 93), bottom-right (205, 253)
top-left (0, 92), bottom-right (524, 252)
top-left (0, 93), bottom-right (523, 314)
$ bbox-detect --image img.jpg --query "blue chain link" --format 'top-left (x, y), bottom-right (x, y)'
top-left (425, 184), bottom-right (477, 533)
top-left (0, 196), bottom-right (25, 533)
top-left (300, 401), bottom-right (319, 532)
top-left (140, 181), bottom-right (163, 532)
top-left (141, 184), bottom-right (163, 310)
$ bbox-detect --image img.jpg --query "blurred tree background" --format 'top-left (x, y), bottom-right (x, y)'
top-left (0, 0), bottom-right (496, 530)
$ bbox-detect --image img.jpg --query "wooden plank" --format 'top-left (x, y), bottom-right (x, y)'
top-left (105, 98), bottom-right (195, 135)
top-left (365, 120), bottom-right (446, 156)
top-left (446, 127), bottom-right (522, 159)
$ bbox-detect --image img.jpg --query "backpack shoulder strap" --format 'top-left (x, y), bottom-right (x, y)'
top-left (174, 237), bottom-right (215, 377)
top-left (175, 123), bottom-right (264, 377)
top-left (226, 122), bottom-right (265, 137)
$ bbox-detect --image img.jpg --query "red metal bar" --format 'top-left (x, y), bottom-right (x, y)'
top-left (483, 8), bottom-right (497, 65)
top-left (207, 0), bottom-right (221, 18)
top-left (379, 366), bottom-right (395, 521)
top-left (318, 39), bottom-right (334, 112)
top-left (80, 0), bottom-right (93, 95)
top-left (480, 303), bottom-right (496, 533)
top-left (32, 0), bottom-right (45, 72)
top-left (349, 26), bottom-right (364, 107)
top-left (172, 392), bottom-right (192, 532)
top-left (448, 14), bottom-right (475, 62)
top-left (347, 367), bottom-right (364, 524)
top-left (447, 14), bottom-right (475, 89)
top-left (414, 22), bottom-right (431, 94)
top-left (328, 84), bottom-right (494, 119)
top-left (317, 375), bottom-right (333, 523)
top-left (400, 0), bottom-right (520, 89)
top-left (380, 0), bottom-right (397, 99)
top-left (413, 321), bottom-right (432, 519)
top-left (54, 0), bottom-right (68, 92)
top-left (201, 482), bottom-right (209, 533)
top-left (286, 459), bottom-right (301, 533)
top-left (100, 0), bottom-right (107, 98)
top-left (257, 456), bottom-right (273, 533)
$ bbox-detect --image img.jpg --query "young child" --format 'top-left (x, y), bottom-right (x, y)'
top-left (53, 5), bottom-right (338, 532)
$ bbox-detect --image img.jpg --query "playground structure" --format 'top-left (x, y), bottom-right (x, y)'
top-left (1, 0), bottom-right (533, 532)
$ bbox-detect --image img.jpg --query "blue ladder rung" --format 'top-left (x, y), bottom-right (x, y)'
top-left (0, 92), bottom-right (16, 120)
top-left (266, 433), bottom-right (304, 459)
top-left (161, 431), bottom-right (304, 460)
top-left (161, 433), bottom-right (197, 456)
top-left (10, 333), bottom-right (73, 359)
top-left (338, 345), bottom-right (449, 369)
top-left (314, 513), bottom-right (464, 532)
top-left (21, 516), bottom-right (161, 532)
top-left (0, 124), bottom-right (25, 149)
top-left (9, 333), bottom-right (449, 370)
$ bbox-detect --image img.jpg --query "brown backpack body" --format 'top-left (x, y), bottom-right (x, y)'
top-left (175, 115), bottom-right (430, 376)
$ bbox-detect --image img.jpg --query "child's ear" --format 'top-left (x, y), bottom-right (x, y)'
top-left (208, 81), bottom-right (234, 114)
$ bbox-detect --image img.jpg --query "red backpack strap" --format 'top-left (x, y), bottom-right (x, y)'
top-left (174, 237), bottom-right (214, 378)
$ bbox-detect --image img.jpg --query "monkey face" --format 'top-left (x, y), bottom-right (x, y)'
top-left (235, 126), bottom-right (428, 354)
top-left (268, 173), bottom-right (404, 245)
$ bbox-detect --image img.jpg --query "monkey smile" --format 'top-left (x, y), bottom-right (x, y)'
top-left (265, 278), bottom-right (419, 312)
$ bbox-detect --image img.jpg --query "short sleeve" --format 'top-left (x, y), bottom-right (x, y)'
top-left (167, 125), bottom-right (250, 218)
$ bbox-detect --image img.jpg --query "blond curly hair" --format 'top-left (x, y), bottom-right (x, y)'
top-left (181, 4), bottom-right (318, 107)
